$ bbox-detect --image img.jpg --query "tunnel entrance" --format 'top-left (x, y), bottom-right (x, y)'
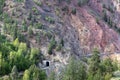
top-left (46, 61), bottom-right (49, 67)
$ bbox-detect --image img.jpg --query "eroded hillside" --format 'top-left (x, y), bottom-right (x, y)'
top-left (0, 0), bottom-right (120, 74)
top-left (1, 0), bottom-right (120, 79)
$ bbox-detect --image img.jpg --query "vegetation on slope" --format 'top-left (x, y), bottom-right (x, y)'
top-left (0, 34), bottom-right (118, 80)
top-left (0, 0), bottom-right (120, 80)
top-left (60, 49), bottom-right (118, 80)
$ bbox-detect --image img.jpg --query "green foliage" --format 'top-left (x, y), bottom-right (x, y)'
top-left (36, 33), bottom-right (41, 44)
top-left (56, 39), bottom-right (63, 51)
top-left (35, 23), bottom-right (43, 29)
top-left (56, 44), bottom-right (62, 51)
top-left (48, 38), bottom-right (56, 55)
top-left (23, 70), bottom-right (30, 80)
top-left (101, 58), bottom-right (118, 74)
top-left (103, 10), bottom-right (107, 22)
top-left (34, 0), bottom-right (42, 7)
top-left (71, 8), bottom-right (76, 15)
top-left (24, 64), bottom-right (46, 80)
top-left (96, 18), bottom-right (99, 24)
top-left (45, 16), bottom-right (55, 24)
top-left (28, 12), bottom-right (32, 20)
top-left (88, 49), bottom-right (101, 75)
top-left (0, 38), bottom-right (42, 76)
top-left (10, 65), bottom-right (18, 80)
top-left (46, 31), bottom-right (52, 39)
top-left (104, 73), bottom-right (112, 80)
top-left (32, 7), bottom-right (38, 15)
top-left (28, 26), bottom-right (33, 37)
top-left (30, 48), bottom-right (41, 64)
top-left (12, 22), bottom-right (18, 40)
top-left (13, 38), bottom-right (20, 48)
top-left (87, 49), bottom-right (117, 80)
top-left (22, 20), bottom-right (27, 32)
top-left (108, 5), bottom-right (114, 13)
top-left (0, 0), bottom-right (5, 15)
top-left (60, 39), bottom-right (64, 46)
top-left (2, 18), bottom-right (18, 40)
top-left (0, 34), bottom-right (7, 43)
top-left (17, 32), bottom-right (26, 42)
top-left (18, 42), bottom-right (27, 53)
top-left (62, 56), bottom-right (87, 80)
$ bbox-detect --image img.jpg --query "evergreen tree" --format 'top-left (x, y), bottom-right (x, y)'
top-left (28, 26), bottom-right (33, 37)
top-left (13, 22), bottom-right (18, 40)
top-left (23, 70), bottom-right (30, 80)
top-left (87, 49), bottom-right (102, 80)
top-left (22, 20), bottom-right (27, 32)
top-left (88, 49), bottom-right (101, 75)
top-left (101, 58), bottom-right (114, 74)
top-left (13, 38), bottom-right (20, 48)
top-left (103, 10), bottom-right (107, 22)
top-left (28, 64), bottom-right (46, 80)
top-left (62, 56), bottom-right (86, 80)
top-left (48, 37), bottom-right (56, 55)
top-left (10, 65), bottom-right (18, 80)
top-left (104, 73), bottom-right (112, 80)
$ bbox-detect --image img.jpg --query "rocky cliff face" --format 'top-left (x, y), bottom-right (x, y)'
top-left (2, 0), bottom-right (120, 58)
top-left (1, 0), bottom-right (120, 76)
top-left (60, 0), bottom-right (120, 55)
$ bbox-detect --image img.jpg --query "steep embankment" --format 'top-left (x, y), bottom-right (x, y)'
top-left (1, 0), bottom-right (120, 77)
top-left (2, 0), bottom-right (120, 62)
top-left (59, 0), bottom-right (120, 54)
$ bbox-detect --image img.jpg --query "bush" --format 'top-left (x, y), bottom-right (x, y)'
top-left (71, 8), bottom-right (76, 15)
top-left (48, 38), bottom-right (56, 55)
top-left (32, 7), bottom-right (38, 15)
top-left (60, 39), bottom-right (64, 46)
top-left (28, 26), bottom-right (33, 37)
top-left (56, 44), bottom-right (62, 51)
top-left (45, 16), bottom-right (55, 24)
top-left (35, 23), bottom-right (43, 29)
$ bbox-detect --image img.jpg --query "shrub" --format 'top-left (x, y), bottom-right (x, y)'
top-left (35, 23), bottom-right (43, 29)
top-left (71, 8), bottom-right (76, 15)
top-left (56, 44), bottom-right (62, 51)
top-left (28, 26), bottom-right (33, 37)
top-left (32, 7), bottom-right (38, 15)
top-left (48, 38), bottom-right (56, 55)
top-left (45, 16), bottom-right (55, 24)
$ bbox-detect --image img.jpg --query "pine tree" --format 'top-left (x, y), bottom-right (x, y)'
top-left (13, 38), bottom-right (20, 48)
top-left (88, 49), bottom-right (101, 75)
top-left (62, 56), bottom-right (87, 80)
top-left (13, 22), bottom-right (18, 40)
top-left (10, 65), bottom-right (18, 80)
top-left (23, 70), bottom-right (30, 80)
